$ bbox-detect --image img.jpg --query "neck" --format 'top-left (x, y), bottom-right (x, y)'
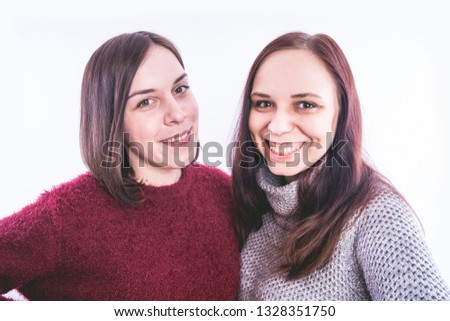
top-left (283, 174), bottom-right (299, 185)
top-left (131, 162), bottom-right (182, 187)
top-left (257, 165), bottom-right (300, 218)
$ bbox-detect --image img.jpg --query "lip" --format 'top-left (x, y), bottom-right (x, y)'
top-left (264, 139), bottom-right (305, 149)
top-left (263, 139), bottom-right (305, 162)
top-left (161, 128), bottom-right (193, 146)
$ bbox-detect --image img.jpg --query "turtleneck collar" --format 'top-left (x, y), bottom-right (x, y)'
top-left (256, 164), bottom-right (299, 218)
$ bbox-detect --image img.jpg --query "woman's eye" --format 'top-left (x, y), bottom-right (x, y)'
top-left (174, 85), bottom-right (190, 94)
top-left (297, 101), bottom-right (316, 109)
top-left (137, 98), bottom-right (155, 108)
top-left (254, 100), bottom-right (273, 108)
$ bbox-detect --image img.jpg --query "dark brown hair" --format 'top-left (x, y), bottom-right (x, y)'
top-left (232, 32), bottom-right (391, 279)
top-left (80, 31), bottom-right (184, 206)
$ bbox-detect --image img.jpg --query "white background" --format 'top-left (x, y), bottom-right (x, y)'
top-left (1, 0), bottom-right (449, 286)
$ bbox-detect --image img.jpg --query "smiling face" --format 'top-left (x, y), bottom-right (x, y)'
top-left (249, 49), bottom-right (339, 181)
top-left (123, 45), bottom-right (199, 181)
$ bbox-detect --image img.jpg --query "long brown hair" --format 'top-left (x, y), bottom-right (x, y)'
top-left (232, 32), bottom-right (390, 279)
top-left (80, 31), bottom-right (184, 206)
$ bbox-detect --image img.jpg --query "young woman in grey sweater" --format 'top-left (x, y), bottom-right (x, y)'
top-left (231, 31), bottom-right (450, 300)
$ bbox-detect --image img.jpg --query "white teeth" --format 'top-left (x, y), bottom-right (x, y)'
top-left (164, 131), bottom-right (190, 143)
top-left (269, 142), bottom-right (303, 156)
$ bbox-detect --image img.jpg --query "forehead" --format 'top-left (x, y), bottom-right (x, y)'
top-left (253, 49), bottom-right (336, 95)
top-left (130, 45), bottom-right (184, 89)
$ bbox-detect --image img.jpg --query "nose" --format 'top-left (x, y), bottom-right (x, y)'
top-left (267, 108), bottom-right (293, 135)
top-left (164, 95), bottom-right (186, 125)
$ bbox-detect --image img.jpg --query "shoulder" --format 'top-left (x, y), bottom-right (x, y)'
top-left (354, 188), bottom-right (426, 269)
top-left (45, 172), bottom-right (104, 197)
top-left (356, 189), bottom-right (419, 236)
top-left (38, 172), bottom-right (111, 212)
top-left (2, 172), bottom-right (104, 233)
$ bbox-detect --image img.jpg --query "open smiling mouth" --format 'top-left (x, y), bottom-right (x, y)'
top-left (264, 139), bottom-right (305, 156)
top-left (161, 128), bottom-right (193, 146)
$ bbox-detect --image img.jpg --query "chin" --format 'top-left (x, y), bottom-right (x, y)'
top-left (161, 146), bottom-right (198, 168)
top-left (266, 163), bottom-right (307, 179)
top-left (175, 151), bottom-right (199, 167)
top-left (163, 157), bottom-right (194, 169)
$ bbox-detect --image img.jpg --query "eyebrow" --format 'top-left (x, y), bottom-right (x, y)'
top-left (251, 92), bottom-right (322, 99)
top-left (127, 73), bottom-right (188, 99)
top-left (251, 92), bottom-right (270, 98)
top-left (291, 93), bottom-right (322, 99)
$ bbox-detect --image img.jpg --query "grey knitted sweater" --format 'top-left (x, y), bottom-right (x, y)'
top-left (239, 165), bottom-right (450, 300)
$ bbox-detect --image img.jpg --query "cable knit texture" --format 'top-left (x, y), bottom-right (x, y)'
top-left (239, 165), bottom-right (450, 300)
top-left (0, 164), bottom-right (240, 300)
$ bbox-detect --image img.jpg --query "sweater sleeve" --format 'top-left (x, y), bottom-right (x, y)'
top-left (0, 193), bottom-right (62, 297)
top-left (355, 192), bottom-right (450, 300)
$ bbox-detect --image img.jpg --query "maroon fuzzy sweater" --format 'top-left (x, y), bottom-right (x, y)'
top-left (0, 164), bottom-right (240, 300)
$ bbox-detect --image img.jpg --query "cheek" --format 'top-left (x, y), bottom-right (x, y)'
top-left (186, 98), bottom-right (199, 137)
top-left (125, 116), bottom-right (158, 143)
top-left (123, 117), bottom-right (142, 145)
top-left (248, 111), bottom-right (263, 140)
top-left (304, 113), bottom-right (337, 142)
top-left (123, 113), bottom-right (133, 134)
top-left (185, 95), bottom-right (199, 118)
top-left (325, 108), bottom-right (339, 144)
top-left (191, 106), bottom-right (199, 125)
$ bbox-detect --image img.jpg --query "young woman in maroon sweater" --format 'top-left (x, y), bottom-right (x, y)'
top-left (0, 32), bottom-right (240, 300)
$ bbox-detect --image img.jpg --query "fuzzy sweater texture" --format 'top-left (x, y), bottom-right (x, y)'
top-left (0, 164), bottom-right (240, 300)
top-left (239, 165), bottom-right (450, 300)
